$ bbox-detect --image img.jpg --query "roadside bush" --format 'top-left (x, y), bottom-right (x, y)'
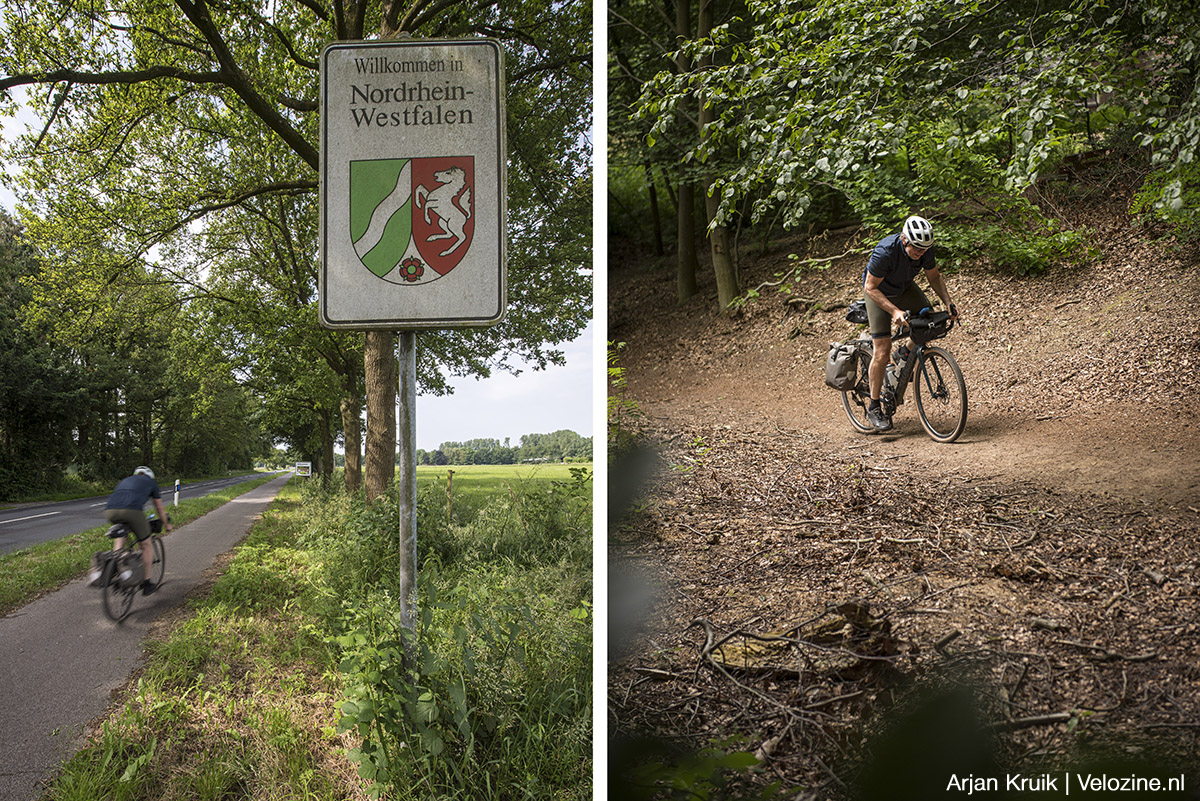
top-left (335, 565), bottom-right (592, 800)
top-left (301, 469), bottom-right (593, 799)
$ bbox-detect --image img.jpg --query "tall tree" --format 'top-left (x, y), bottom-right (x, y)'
top-left (0, 0), bottom-right (591, 501)
top-left (635, 0), bottom-right (1200, 261)
top-left (0, 210), bottom-right (85, 497)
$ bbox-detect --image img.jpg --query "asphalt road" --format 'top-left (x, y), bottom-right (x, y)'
top-left (0, 472), bottom-right (292, 801)
top-left (0, 473), bottom-right (280, 555)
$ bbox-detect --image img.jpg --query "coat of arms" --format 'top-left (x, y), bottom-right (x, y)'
top-left (349, 156), bottom-right (475, 284)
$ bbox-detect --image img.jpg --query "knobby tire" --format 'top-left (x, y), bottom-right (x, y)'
top-left (914, 345), bottom-right (968, 443)
top-left (841, 348), bottom-right (875, 434)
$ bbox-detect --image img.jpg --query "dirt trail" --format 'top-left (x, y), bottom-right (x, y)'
top-left (612, 221), bottom-right (1200, 512)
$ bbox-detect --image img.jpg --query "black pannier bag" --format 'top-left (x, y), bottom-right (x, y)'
top-left (825, 342), bottom-right (858, 391)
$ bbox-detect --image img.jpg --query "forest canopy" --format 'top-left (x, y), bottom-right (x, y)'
top-left (610, 0), bottom-right (1200, 299)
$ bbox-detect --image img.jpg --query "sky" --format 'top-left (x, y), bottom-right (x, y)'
top-left (0, 105), bottom-right (595, 456)
top-left (416, 322), bottom-right (593, 452)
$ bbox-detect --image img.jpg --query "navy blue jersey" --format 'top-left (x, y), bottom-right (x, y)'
top-left (862, 233), bottom-right (936, 296)
top-left (105, 474), bottom-right (161, 511)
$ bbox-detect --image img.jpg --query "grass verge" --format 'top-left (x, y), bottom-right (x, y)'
top-left (40, 482), bottom-right (362, 801)
top-left (41, 466), bottom-right (593, 800)
top-left (0, 473), bottom-right (278, 616)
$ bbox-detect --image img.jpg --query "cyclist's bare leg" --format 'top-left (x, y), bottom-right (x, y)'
top-left (140, 539), bottom-right (153, 581)
top-left (869, 336), bottom-right (891, 401)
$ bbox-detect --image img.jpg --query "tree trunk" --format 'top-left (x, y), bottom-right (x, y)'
top-left (364, 330), bottom-right (396, 502)
top-left (704, 190), bottom-right (738, 311)
top-left (698, 0), bottom-right (738, 312)
top-left (674, 0), bottom-right (700, 303)
top-left (341, 393), bottom-right (362, 495)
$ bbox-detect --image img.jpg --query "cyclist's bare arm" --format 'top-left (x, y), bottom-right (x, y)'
top-left (923, 267), bottom-right (957, 320)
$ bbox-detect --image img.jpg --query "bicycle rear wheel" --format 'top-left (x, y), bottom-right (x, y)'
top-left (841, 348), bottom-right (875, 434)
top-left (101, 552), bottom-right (137, 622)
top-left (914, 346), bottom-right (967, 443)
top-left (149, 537), bottom-right (165, 587)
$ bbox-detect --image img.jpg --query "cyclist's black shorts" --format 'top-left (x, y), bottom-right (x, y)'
top-left (865, 283), bottom-right (931, 339)
top-left (104, 508), bottom-right (150, 542)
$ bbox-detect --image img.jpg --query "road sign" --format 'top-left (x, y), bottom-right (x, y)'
top-left (295, 462), bottom-right (312, 477)
top-left (320, 38), bottom-right (507, 329)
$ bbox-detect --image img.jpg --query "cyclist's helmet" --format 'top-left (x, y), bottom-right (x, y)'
top-left (902, 215), bottom-right (935, 249)
top-left (134, 466), bottom-right (155, 480)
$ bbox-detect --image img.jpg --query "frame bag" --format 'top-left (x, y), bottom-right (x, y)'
top-left (825, 342), bottom-right (857, 391)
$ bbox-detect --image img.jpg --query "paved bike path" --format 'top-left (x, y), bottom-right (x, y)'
top-left (0, 473), bottom-right (292, 801)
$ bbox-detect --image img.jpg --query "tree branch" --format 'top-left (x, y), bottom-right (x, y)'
top-left (1, 66), bottom-right (227, 94)
top-left (173, 0), bottom-right (319, 170)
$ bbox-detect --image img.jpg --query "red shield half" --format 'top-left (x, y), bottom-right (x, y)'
top-left (412, 157), bottom-right (475, 276)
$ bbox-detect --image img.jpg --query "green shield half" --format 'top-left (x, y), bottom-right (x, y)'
top-left (350, 158), bottom-right (413, 278)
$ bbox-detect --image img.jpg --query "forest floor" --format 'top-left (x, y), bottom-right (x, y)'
top-left (607, 179), bottom-right (1200, 799)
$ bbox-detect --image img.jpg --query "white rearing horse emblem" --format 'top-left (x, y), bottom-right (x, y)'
top-left (414, 167), bottom-right (472, 257)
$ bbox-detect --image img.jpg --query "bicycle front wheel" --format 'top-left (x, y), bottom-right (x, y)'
top-left (149, 537), bottom-right (165, 587)
top-left (840, 348), bottom-right (875, 434)
top-left (914, 346), bottom-right (967, 443)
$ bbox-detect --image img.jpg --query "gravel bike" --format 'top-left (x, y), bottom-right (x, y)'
top-left (94, 514), bottom-right (166, 622)
top-left (841, 308), bottom-right (968, 442)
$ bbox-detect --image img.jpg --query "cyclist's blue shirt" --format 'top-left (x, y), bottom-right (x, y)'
top-left (862, 233), bottom-right (936, 296)
top-left (105, 474), bottom-right (161, 511)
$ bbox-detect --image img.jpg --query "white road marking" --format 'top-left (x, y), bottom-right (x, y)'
top-left (0, 511), bottom-right (62, 527)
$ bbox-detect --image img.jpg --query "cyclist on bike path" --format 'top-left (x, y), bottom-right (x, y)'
top-left (103, 466), bottom-right (173, 595)
top-left (862, 215), bottom-right (959, 432)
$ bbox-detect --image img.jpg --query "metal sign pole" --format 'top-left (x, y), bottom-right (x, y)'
top-left (397, 330), bottom-right (418, 631)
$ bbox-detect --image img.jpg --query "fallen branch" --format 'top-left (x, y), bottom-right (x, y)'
top-left (1053, 639), bottom-right (1157, 662)
top-left (989, 711), bottom-right (1074, 732)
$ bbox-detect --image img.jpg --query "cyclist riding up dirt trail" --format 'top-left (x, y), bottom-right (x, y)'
top-left (102, 466), bottom-right (173, 595)
top-left (862, 215), bottom-right (959, 432)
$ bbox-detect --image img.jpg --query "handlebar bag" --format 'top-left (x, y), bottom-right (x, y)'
top-left (908, 310), bottom-right (952, 343)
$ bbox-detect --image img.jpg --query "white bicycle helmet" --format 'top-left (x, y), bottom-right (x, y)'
top-left (902, 215), bottom-right (935, 249)
top-left (134, 466), bottom-right (155, 480)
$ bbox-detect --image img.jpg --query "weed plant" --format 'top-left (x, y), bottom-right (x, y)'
top-left (300, 468), bottom-right (594, 800)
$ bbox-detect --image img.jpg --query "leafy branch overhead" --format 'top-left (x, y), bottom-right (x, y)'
top-left (0, 0), bottom-right (592, 482)
top-left (633, 0), bottom-right (1200, 249)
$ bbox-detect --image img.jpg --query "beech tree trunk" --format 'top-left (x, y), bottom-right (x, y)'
top-left (363, 330), bottom-right (396, 503)
top-left (341, 394), bottom-right (362, 494)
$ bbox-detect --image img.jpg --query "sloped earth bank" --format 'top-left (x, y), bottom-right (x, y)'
top-left (608, 196), bottom-right (1200, 799)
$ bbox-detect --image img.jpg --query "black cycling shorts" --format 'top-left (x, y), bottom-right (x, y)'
top-left (104, 508), bottom-right (150, 542)
top-left (864, 283), bottom-right (931, 339)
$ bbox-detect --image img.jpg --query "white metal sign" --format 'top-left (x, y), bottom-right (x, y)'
top-left (319, 39), bottom-right (506, 329)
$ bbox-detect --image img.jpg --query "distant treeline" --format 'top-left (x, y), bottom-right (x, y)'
top-left (416, 430), bottom-right (591, 465)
